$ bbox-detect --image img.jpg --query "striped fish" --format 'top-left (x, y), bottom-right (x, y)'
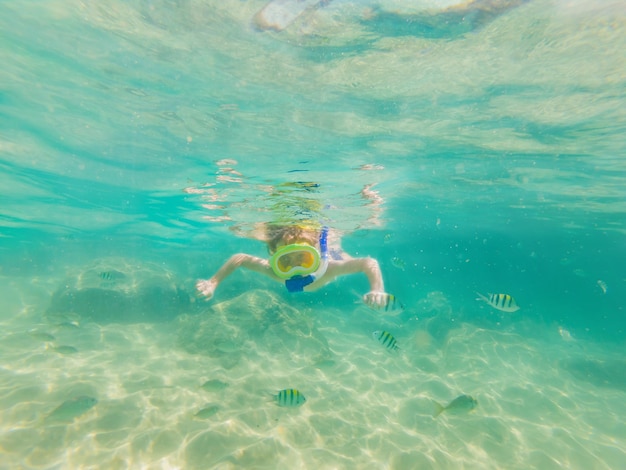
top-left (383, 294), bottom-right (403, 312)
top-left (274, 388), bottom-right (306, 407)
top-left (362, 292), bottom-right (404, 312)
top-left (476, 292), bottom-right (520, 312)
top-left (372, 330), bottom-right (400, 352)
top-left (99, 270), bottom-right (126, 281)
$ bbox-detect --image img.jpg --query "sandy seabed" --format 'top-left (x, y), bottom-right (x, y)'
top-left (0, 269), bottom-right (625, 470)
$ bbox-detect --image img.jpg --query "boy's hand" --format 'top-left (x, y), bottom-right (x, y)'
top-left (196, 278), bottom-right (218, 300)
top-left (363, 291), bottom-right (402, 311)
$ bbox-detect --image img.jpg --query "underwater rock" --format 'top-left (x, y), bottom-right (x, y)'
top-left (175, 289), bottom-right (332, 368)
top-left (415, 291), bottom-right (456, 346)
top-left (415, 291), bottom-right (453, 319)
top-left (561, 358), bottom-right (626, 392)
top-left (45, 259), bottom-right (199, 324)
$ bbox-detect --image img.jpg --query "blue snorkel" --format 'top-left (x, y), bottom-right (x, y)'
top-left (285, 226), bottom-right (329, 293)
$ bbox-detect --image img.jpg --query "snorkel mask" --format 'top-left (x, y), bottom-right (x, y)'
top-left (270, 244), bottom-right (320, 279)
top-left (269, 227), bottom-right (329, 292)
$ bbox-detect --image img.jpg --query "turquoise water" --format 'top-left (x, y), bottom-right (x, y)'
top-left (1, 0), bottom-right (625, 468)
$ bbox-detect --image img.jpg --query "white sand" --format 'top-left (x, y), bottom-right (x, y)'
top-left (0, 273), bottom-right (625, 470)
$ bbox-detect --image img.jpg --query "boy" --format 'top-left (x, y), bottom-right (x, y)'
top-left (196, 224), bottom-right (394, 309)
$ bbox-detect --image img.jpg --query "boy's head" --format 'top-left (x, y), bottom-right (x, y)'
top-left (266, 224), bottom-right (319, 254)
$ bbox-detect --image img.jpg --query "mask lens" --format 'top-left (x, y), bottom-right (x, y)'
top-left (271, 245), bottom-right (320, 278)
top-left (277, 251), bottom-right (314, 271)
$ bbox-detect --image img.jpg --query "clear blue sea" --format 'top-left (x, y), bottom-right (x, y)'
top-left (1, 1), bottom-right (625, 468)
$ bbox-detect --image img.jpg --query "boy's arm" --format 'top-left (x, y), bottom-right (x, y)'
top-left (326, 257), bottom-right (384, 291)
top-left (313, 257), bottom-right (394, 309)
top-left (312, 257), bottom-right (382, 291)
top-left (196, 253), bottom-right (279, 300)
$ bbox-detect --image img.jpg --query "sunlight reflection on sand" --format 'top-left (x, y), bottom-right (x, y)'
top-left (0, 273), bottom-right (625, 469)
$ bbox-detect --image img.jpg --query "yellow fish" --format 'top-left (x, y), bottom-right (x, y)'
top-left (200, 379), bottom-right (229, 392)
top-left (29, 331), bottom-right (55, 342)
top-left (476, 292), bottom-right (520, 312)
top-left (194, 405), bottom-right (219, 419)
top-left (52, 345), bottom-right (79, 355)
top-left (433, 394), bottom-right (478, 417)
top-left (44, 396), bottom-right (97, 424)
top-left (391, 257), bottom-right (406, 270)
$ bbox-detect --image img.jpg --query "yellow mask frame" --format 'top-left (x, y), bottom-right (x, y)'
top-left (269, 244), bottom-right (321, 280)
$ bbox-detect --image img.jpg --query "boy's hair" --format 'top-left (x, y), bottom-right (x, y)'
top-left (266, 224), bottom-right (320, 254)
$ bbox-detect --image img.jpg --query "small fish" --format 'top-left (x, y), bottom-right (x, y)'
top-left (29, 331), bottom-right (55, 342)
top-left (391, 257), bottom-right (406, 271)
top-left (194, 405), bottom-right (219, 419)
top-left (274, 388), bottom-right (306, 407)
top-left (433, 394), bottom-right (477, 417)
top-left (45, 396), bottom-right (97, 424)
top-left (372, 330), bottom-right (400, 353)
top-left (476, 292), bottom-right (520, 312)
top-left (382, 294), bottom-right (403, 311)
top-left (200, 379), bottom-right (229, 392)
top-left (558, 326), bottom-right (574, 342)
top-left (99, 270), bottom-right (126, 281)
top-left (363, 292), bottom-right (404, 312)
top-left (358, 164), bottom-right (384, 171)
top-left (52, 345), bottom-right (79, 355)
top-left (56, 321), bottom-right (80, 329)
